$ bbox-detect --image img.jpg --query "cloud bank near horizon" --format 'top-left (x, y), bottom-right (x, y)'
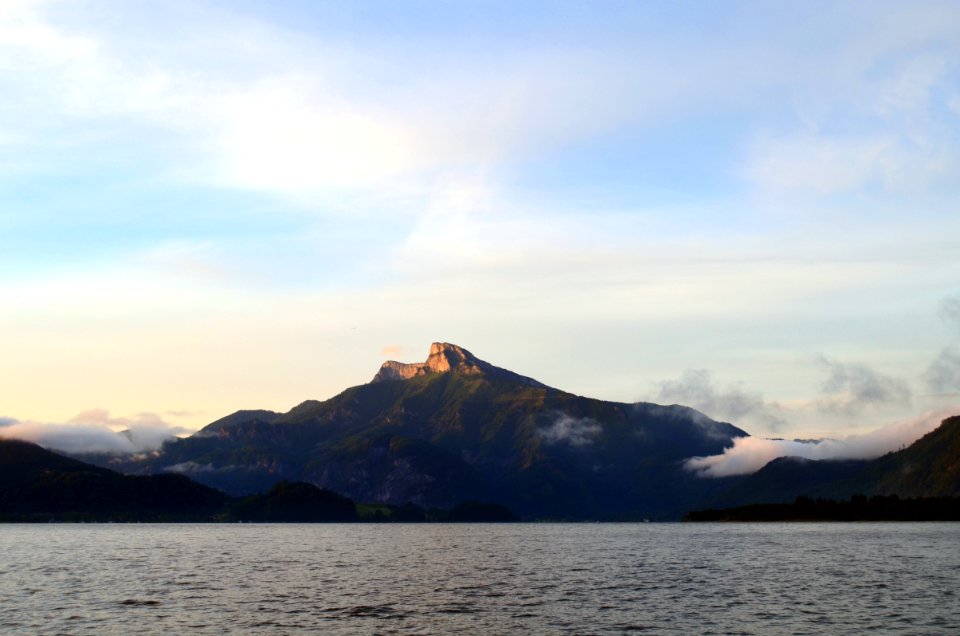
top-left (0, 409), bottom-right (189, 454)
top-left (684, 408), bottom-right (958, 478)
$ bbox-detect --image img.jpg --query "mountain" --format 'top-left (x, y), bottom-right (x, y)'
top-left (708, 415), bottom-right (960, 508)
top-left (113, 342), bottom-right (747, 520)
top-left (0, 439), bottom-right (228, 521)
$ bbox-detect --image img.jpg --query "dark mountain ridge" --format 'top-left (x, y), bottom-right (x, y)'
top-left (116, 342), bottom-right (748, 519)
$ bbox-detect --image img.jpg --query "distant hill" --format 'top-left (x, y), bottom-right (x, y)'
top-left (709, 415), bottom-right (960, 509)
top-left (104, 342), bottom-right (747, 520)
top-left (0, 439), bottom-right (228, 521)
top-left (200, 409), bottom-right (282, 433)
top-left (687, 494), bottom-right (960, 522)
top-left (0, 440), bottom-right (529, 523)
top-left (230, 481), bottom-right (358, 522)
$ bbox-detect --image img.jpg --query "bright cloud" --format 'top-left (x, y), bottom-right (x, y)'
top-left (211, 76), bottom-right (424, 192)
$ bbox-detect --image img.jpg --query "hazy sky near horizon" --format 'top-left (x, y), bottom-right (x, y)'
top-left (2, 0), bottom-right (960, 444)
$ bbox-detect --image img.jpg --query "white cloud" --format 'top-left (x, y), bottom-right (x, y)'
top-left (685, 407), bottom-right (958, 477)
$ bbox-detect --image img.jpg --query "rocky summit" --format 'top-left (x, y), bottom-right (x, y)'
top-left (371, 342), bottom-right (546, 387)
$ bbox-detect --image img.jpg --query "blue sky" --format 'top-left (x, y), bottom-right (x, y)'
top-left (2, 0), bottom-right (959, 446)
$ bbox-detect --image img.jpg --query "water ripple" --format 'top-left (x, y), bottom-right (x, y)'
top-left (0, 523), bottom-right (958, 634)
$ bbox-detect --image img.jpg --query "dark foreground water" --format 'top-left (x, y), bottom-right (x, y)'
top-left (1, 523), bottom-right (958, 634)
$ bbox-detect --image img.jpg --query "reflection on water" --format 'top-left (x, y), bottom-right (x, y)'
top-left (1, 523), bottom-right (958, 634)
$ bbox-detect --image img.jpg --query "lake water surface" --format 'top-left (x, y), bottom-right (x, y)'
top-left (1, 523), bottom-right (958, 634)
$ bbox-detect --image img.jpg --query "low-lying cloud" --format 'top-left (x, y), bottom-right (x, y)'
top-left (538, 413), bottom-right (602, 446)
top-left (166, 461), bottom-right (218, 474)
top-left (0, 409), bottom-right (189, 454)
top-left (816, 355), bottom-right (911, 414)
top-left (654, 369), bottom-right (786, 431)
top-left (685, 407), bottom-right (957, 478)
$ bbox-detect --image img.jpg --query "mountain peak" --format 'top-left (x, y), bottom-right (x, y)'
top-left (372, 342), bottom-right (486, 383)
top-left (426, 342), bottom-right (480, 372)
top-left (371, 342), bottom-right (546, 387)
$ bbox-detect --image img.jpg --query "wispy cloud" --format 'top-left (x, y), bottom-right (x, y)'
top-left (654, 369), bottom-right (786, 431)
top-left (685, 407), bottom-right (957, 477)
top-left (816, 355), bottom-right (911, 415)
top-left (941, 294), bottom-right (960, 334)
top-left (923, 295), bottom-right (960, 394)
top-left (745, 134), bottom-right (894, 195)
top-left (166, 461), bottom-right (218, 475)
top-left (924, 348), bottom-right (960, 394)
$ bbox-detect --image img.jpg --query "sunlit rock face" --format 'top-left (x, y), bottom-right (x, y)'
top-left (371, 342), bottom-right (488, 383)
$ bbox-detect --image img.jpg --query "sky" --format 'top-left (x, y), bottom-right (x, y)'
top-left (2, 0), bottom-right (960, 456)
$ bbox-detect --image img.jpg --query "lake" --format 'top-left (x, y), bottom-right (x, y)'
top-left (1, 523), bottom-right (958, 634)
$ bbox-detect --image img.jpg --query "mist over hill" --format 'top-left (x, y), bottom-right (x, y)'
top-left (702, 415), bottom-right (960, 510)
